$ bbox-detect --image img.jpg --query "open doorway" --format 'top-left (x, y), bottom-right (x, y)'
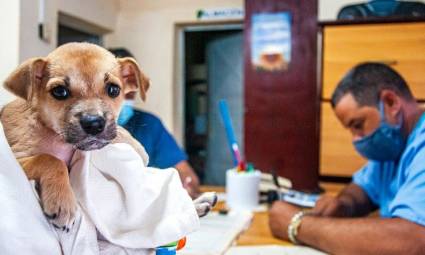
top-left (176, 24), bottom-right (243, 185)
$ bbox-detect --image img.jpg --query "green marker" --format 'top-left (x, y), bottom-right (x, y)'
top-left (247, 163), bottom-right (255, 173)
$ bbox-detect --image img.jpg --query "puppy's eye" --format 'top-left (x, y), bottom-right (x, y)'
top-left (106, 83), bottom-right (120, 98)
top-left (50, 86), bottom-right (70, 100)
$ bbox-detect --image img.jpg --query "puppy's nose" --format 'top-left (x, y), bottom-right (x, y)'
top-left (79, 114), bottom-right (106, 135)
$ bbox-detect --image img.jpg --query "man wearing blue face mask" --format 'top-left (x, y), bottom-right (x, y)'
top-left (109, 48), bottom-right (201, 198)
top-left (269, 63), bottom-right (425, 254)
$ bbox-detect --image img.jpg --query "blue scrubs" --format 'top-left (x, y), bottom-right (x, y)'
top-left (353, 113), bottom-right (425, 226)
top-left (122, 110), bottom-right (187, 168)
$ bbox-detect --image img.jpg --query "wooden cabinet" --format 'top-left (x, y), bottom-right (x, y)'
top-left (320, 21), bottom-right (425, 178)
top-left (322, 22), bottom-right (425, 100)
top-left (245, 0), bottom-right (319, 190)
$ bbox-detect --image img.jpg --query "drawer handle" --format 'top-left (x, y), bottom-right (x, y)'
top-left (371, 60), bottom-right (398, 66)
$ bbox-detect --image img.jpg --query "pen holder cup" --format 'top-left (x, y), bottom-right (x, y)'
top-left (226, 169), bottom-right (261, 211)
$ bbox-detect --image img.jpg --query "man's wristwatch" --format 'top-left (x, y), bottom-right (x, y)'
top-left (287, 211), bottom-right (306, 244)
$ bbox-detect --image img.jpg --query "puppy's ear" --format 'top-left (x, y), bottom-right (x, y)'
top-left (118, 57), bottom-right (150, 101)
top-left (4, 58), bottom-right (47, 100)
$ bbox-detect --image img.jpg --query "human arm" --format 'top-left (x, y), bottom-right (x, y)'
top-left (312, 183), bottom-right (377, 217)
top-left (174, 160), bottom-right (200, 198)
top-left (313, 161), bottom-right (380, 217)
top-left (268, 181), bottom-right (374, 238)
top-left (269, 201), bottom-right (425, 255)
top-left (299, 213), bottom-right (425, 255)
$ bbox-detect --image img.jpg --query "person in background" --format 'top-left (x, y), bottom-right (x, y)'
top-left (109, 48), bottom-right (200, 198)
top-left (269, 63), bottom-right (425, 254)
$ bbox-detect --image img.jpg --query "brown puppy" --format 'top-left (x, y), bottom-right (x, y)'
top-left (1, 43), bottom-right (150, 230)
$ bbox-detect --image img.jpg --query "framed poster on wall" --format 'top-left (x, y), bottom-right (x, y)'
top-left (251, 12), bottom-right (291, 72)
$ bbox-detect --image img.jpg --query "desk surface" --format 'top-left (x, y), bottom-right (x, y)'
top-left (236, 211), bottom-right (290, 246)
top-left (200, 186), bottom-right (290, 246)
top-left (200, 183), bottom-right (345, 246)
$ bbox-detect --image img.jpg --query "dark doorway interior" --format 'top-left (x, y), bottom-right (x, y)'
top-left (184, 28), bottom-right (243, 185)
top-left (57, 24), bottom-right (102, 46)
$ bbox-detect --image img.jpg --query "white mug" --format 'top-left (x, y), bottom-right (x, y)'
top-left (226, 169), bottom-right (261, 211)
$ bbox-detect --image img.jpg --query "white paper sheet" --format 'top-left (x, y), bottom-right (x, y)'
top-left (180, 211), bottom-right (253, 255)
top-left (225, 245), bottom-right (327, 255)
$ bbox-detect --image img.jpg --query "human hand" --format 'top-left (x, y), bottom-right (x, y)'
top-left (175, 161), bottom-right (201, 198)
top-left (311, 194), bottom-right (352, 217)
top-left (183, 175), bottom-right (201, 199)
top-left (268, 201), bottom-right (301, 241)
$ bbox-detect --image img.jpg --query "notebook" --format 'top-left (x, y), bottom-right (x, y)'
top-left (225, 245), bottom-right (327, 255)
top-left (179, 211), bottom-right (253, 255)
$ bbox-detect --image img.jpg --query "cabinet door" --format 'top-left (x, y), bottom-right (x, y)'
top-left (320, 102), bottom-right (366, 177)
top-left (322, 22), bottom-right (425, 100)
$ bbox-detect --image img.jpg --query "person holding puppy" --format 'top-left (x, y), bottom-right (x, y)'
top-left (269, 63), bottom-right (425, 254)
top-left (109, 48), bottom-right (201, 198)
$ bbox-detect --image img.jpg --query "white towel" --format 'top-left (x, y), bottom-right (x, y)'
top-left (0, 123), bottom-right (62, 254)
top-left (0, 121), bottom-right (200, 254)
top-left (64, 143), bottom-right (200, 253)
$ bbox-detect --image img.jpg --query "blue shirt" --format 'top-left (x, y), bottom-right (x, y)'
top-left (122, 110), bottom-right (187, 168)
top-left (353, 112), bottom-right (425, 226)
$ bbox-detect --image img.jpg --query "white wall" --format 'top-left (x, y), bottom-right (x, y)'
top-left (104, 0), bottom-right (243, 137)
top-left (319, 0), bottom-right (358, 21)
top-left (19, 0), bottom-right (58, 62)
top-left (3, 0), bottom-right (424, 117)
top-left (106, 0), bottom-right (425, 139)
top-left (19, 0), bottom-right (119, 61)
top-left (0, 1), bottom-right (21, 106)
top-left (58, 0), bottom-right (119, 31)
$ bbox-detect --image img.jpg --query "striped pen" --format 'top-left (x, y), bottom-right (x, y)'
top-left (218, 100), bottom-right (245, 171)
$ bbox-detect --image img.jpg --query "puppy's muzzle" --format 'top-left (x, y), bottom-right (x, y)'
top-left (79, 114), bottom-right (106, 135)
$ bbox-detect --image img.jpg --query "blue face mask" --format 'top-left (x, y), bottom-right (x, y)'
top-left (117, 100), bottom-right (135, 126)
top-left (353, 101), bottom-right (405, 161)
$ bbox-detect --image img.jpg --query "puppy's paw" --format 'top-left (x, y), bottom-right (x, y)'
top-left (194, 192), bottom-right (217, 217)
top-left (41, 182), bottom-right (77, 232)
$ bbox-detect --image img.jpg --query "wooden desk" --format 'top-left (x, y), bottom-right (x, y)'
top-left (200, 186), bottom-right (290, 246)
top-left (236, 211), bottom-right (290, 246)
top-left (200, 183), bottom-right (346, 246)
